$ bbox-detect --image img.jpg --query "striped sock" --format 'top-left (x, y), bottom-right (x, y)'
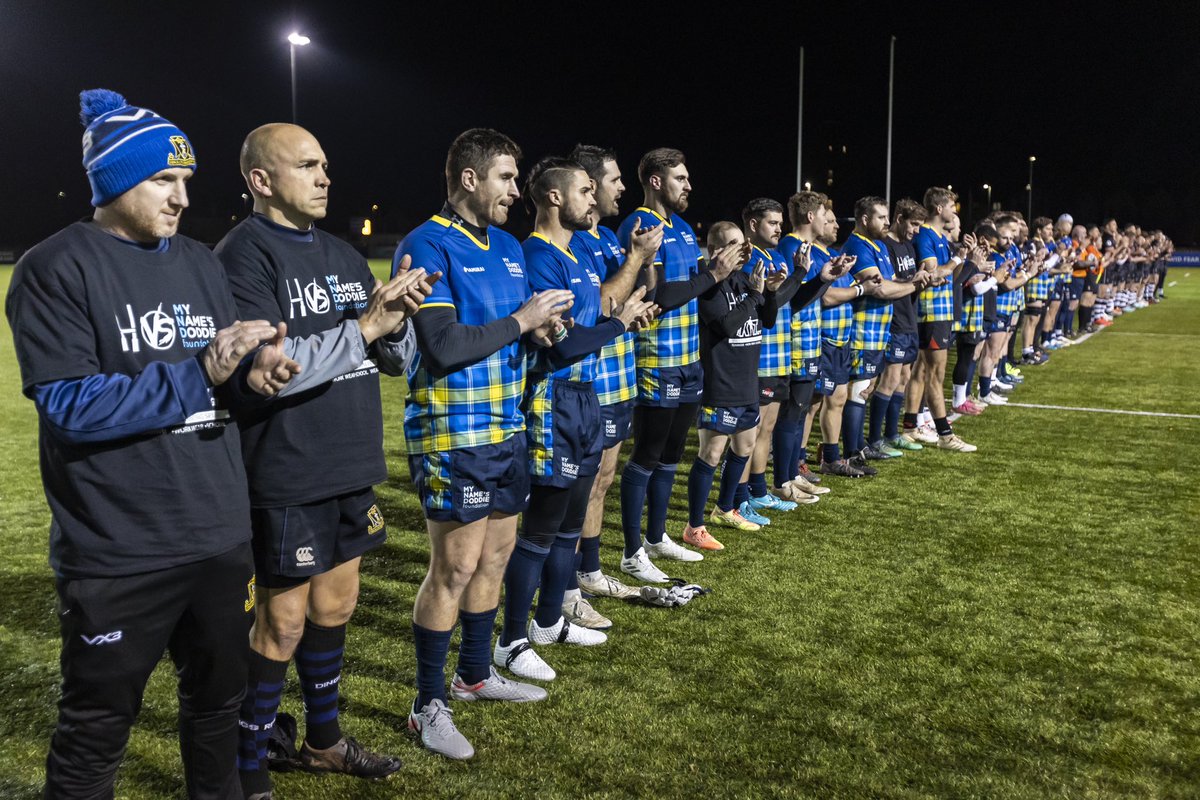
top-left (295, 621), bottom-right (346, 750)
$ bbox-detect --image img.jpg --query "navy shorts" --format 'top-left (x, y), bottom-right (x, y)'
top-left (637, 362), bottom-right (704, 407)
top-left (791, 356), bottom-right (820, 381)
top-left (758, 375), bottom-right (790, 404)
top-left (251, 487), bottom-right (387, 588)
top-left (958, 330), bottom-right (986, 346)
top-left (985, 316), bottom-right (1007, 334)
top-left (814, 340), bottom-right (851, 395)
top-left (409, 435), bottom-right (530, 524)
top-left (885, 331), bottom-right (919, 365)
top-left (850, 348), bottom-right (886, 379)
top-left (698, 404), bottom-right (760, 434)
top-left (525, 379), bottom-right (603, 487)
top-left (918, 321), bottom-right (954, 351)
top-left (600, 399), bottom-right (635, 449)
top-left (1069, 276), bottom-right (1085, 301)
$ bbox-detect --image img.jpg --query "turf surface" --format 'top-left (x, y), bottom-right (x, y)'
top-left (1, 263), bottom-right (1197, 798)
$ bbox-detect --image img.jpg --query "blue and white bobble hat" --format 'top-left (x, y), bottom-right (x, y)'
top-left (79, 89), bottom-right (196, 207)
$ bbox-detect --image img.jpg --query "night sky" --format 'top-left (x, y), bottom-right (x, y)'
top-left (3, 1), bottom-right (1199, 251)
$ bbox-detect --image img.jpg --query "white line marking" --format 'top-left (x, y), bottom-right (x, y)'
top-left (1106, 331), bottom-right (1194, 337)
top-left (1005, 402), bottom-right (1200, 419)
top-left (1168, 280), bottom-right (1178, 287)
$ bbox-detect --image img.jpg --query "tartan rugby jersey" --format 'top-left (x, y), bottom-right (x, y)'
top-left (616, 207), bottom-right (704, 369)
top-left (914, 224), bottom-right (955, 322)
top-left (524, 232), bottom-right (605, 480)
top-left (1025, 238), bottom-right (1054, 301)
top-left (819, 245), bottom-right (855, 347)
top-left (845, 232), bottom-right (895, 350)
top-left (575, 226), bottom-right (636, 406)
top-left (778, 233), bottom-right (826, 375)
top-left (994, 245), bottom-right (1023, 317)
top-left (743, 244), bottom-right (792, 377)
top-left (398, 215), bottom-right (531, 454)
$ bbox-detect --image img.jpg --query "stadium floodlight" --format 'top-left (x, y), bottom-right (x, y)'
top-left (289, 32), bottom-right (311, 123)
top-left (983, 183), bottom-right (992, 210)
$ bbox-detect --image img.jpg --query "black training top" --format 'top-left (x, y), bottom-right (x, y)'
top-left (697, 270), bottom-right (777, 407)
top-left (7, 221), bottom-right (250, 578)
top-left (883, 237), bottom-right (920, 334)
top-left (216, 215), bottom-right (387, 507)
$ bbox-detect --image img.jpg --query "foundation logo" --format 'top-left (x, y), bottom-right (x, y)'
top-left (462, 485), bottom-right (491, 510)
top-left (287, 278), bottom-right (331, 318)
top-left (502, 257), bottom-right (525, 278)
top-left (324, 274), bottom-right (369, 312)
top-left (115, 302), bottom-right (217, 352)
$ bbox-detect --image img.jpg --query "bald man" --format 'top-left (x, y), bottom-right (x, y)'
top-left (215, 123), bottom-right (432, 797)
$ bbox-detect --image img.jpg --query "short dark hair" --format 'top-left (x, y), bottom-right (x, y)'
top-left (787, 191), bottom-right (827, 227)
top-left (568, 143), bottom-right (617, 184)
top-left (994, 214), bottom-right (1018, 228)
top-left (923, 186), bottom-right (956, 213)
top-left (893, 197), bottom-right (927, 223)
top-left (707, 220), bottom-right (740, 248)
top-left (854, 195), bottom-right (888, 223)
top-left (1032, 216), bottom-right (1053, 230)
top-left (523, 156), bottom-right (585, 211)
top-left (742, 197), bottom-right (783, 226)
top-left (445, 128), bottom-right (522, 194)
top-left (638, 147), bottom-right (685, 185)
top-left (974, 222), bottom-right (999, 239)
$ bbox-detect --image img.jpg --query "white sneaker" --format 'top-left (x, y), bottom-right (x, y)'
top-left (528, 616), bottom-right (607, 646)
top-left (788, 474), bottom-right (830, 495)
top-left (620, 547), bottom-right (670, 583)
top-left (937, 433), bottom-right (978, 453)
top-left (409, 698), bottom-right (474, 760)
top-left (982, 391), bottom-right (1008, 405)
top-left (562, 596), bottom-right (613, 630)
top-left (777, 482), bottom-right (821, 503)
top-left (645, 533), bottom-right (703, 562)
top-left (576, 570), bottom-right (640, 599)
top-left (493, 638), bottom-right (555, 681)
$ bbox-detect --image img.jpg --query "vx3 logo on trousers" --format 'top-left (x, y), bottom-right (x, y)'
top-left (81, 631), bottom-right (123, 646)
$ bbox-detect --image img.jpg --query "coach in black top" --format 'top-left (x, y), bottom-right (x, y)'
top-left (6, 90), bottom-right (297, 800)
top-left (216, 123), bottom-right (429, 796)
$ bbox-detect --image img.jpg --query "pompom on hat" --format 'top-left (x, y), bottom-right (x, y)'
top-left (79, 89), bottom-right (196, 207)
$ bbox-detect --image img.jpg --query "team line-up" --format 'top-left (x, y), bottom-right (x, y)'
top-left (5, 89), bottom-right (1174, 798)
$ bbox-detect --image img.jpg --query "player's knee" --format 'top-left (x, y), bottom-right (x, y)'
top-left (253, 611), bottom-right (306, 657)
top-left (432, 557), bottom-right (479, 598)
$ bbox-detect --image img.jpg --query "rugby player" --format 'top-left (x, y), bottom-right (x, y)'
top-left (567, 144), bottom-right (665, 626)
top-left (811, 201), bottom-right (877, 476)
top-left (495, 157), bottom-right (656, 680)
top-left (7, 89), bottom-right (298, 799)
top-left (217, 123), bottom-right (431, 794)
top-left (911, 187), bottom-right (977, 452)
top-left (616, 148), bottom-right (743, 581)
top-left (841, 196), bottom-right (928, 460)
top-left (738, 198), bottom-right (803, 517)
top-left (775, 192), bottom-right (846, 493)
top-left (395, 129), bottom-right (576, 759)
top-left (879, 199), bottom-right (931, 451)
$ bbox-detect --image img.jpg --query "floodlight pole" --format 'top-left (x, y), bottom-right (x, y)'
top-left (288, 32), bottom-right (310, 124)
top-left (886, 36), bottom-right (896, 205)
top-left (796, 46), bottom-right (804, 192)
top-left (1028, 156), bottom-right (1036, 220)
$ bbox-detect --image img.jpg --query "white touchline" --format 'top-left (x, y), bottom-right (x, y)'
top-left (1168, 280), bottom-right (1178, 287)
top-left (1005, 402), bottom-right (1200, 420)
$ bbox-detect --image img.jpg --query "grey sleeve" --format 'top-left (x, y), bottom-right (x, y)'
top-left (373, 321), bottom-right (417, 377)
top-left (276, 320), bottom-right (368, 398)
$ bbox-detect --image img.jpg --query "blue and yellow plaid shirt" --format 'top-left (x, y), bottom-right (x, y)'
top-left (574, 227), bottom-right (637, 406)
top-left (397, 216), bottom-right (530, 454)
top-left (820, 246), bottom-right (854, 347)
top-left (914, 224), bottom-right (955, 322)
top-left (617, 208), bottom-right (703, 369)
top-left (846, 232), bottom-right (895, 350)
top-left (743, 245), bottom-right (791, 377)
top-left (779, 234), bottom-right (825, 375)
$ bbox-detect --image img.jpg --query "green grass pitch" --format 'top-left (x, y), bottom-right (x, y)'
top-left (1, 263), bottom-right (1197, 798)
